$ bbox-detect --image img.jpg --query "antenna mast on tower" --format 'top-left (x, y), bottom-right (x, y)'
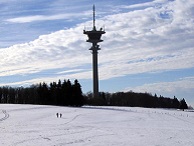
top-left (93, 5), bottom-right (96, 30)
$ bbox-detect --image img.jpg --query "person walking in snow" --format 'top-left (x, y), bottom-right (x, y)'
top-left (56, 113), bottom-right (59, 118)
top-left (60, 113), bottom-right (62, 118)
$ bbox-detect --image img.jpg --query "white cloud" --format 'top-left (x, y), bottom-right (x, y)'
top-left (0, 0), bottom-right (194, 86)
top-left (125, 77), bottom-right (194, 93)
top-left (120, 1), bottom-right (157, 9)
top-left (0, 27), bottom-right (90, 76)
top-left (6, 12), bottom-right (91, 23)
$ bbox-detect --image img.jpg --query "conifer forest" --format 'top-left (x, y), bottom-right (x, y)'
top-left (0, 79), bottom-right (188, 110)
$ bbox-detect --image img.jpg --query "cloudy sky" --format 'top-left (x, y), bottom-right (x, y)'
top-left (0, 0), bottom-right (194, 106)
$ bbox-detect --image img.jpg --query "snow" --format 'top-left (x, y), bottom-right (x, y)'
top-left (0, 104), bottom-right (194, 146)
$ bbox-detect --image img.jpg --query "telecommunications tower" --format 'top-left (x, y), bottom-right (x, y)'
top-left (83, 5), bottom-right (106, 98)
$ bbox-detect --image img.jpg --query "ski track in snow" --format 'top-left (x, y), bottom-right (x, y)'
top-left (0, 105), bottom-right (194, 146)
top-left (0, 110), bottom-right (9, 122)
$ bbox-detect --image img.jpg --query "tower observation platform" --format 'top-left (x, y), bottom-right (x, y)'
top-left (83, 5), bottom-right (106, 98)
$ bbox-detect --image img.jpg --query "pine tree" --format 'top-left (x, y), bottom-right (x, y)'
top-left (172, 96), bottom-right (180, 109)
top-left (50, 82), bottom-right (57, 105)
top-left (72, 79), bottom-right (84, 106)
top-left (57, 80), bottom-right (62, 105)
top-left (0, 87), bottom-right (2, 103)
top-left (179, 98), bottom-right (188, 111)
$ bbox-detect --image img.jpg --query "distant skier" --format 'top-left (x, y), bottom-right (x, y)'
top-left (60, 113), bottom-right (62, 118)
top-left (56, 113), bottom-right (59, 118)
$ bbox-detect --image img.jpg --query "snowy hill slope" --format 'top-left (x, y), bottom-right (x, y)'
top-left (0, 104), bottom-right (194, 146)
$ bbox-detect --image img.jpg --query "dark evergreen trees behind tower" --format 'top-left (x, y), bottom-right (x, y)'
top-left (72, 79), bottom-right (84, 106)
top-left (0, 80), bottom-right (190, 109)
top-left (0, 79), bottom-right (84, 107)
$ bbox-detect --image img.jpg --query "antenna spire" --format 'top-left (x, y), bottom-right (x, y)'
top-left (93, 5), bottom-right (96, 30)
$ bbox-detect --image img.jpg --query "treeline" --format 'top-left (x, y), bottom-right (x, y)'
top-left (0, 79), bottom-right (84, 107)
top-left (85, 91), bottom-right (188, 110)
top-left (0, 80), bottom-right (189, 110)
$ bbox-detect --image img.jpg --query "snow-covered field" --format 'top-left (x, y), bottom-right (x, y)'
top-left (0, 104), bottom-right (194, 146)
